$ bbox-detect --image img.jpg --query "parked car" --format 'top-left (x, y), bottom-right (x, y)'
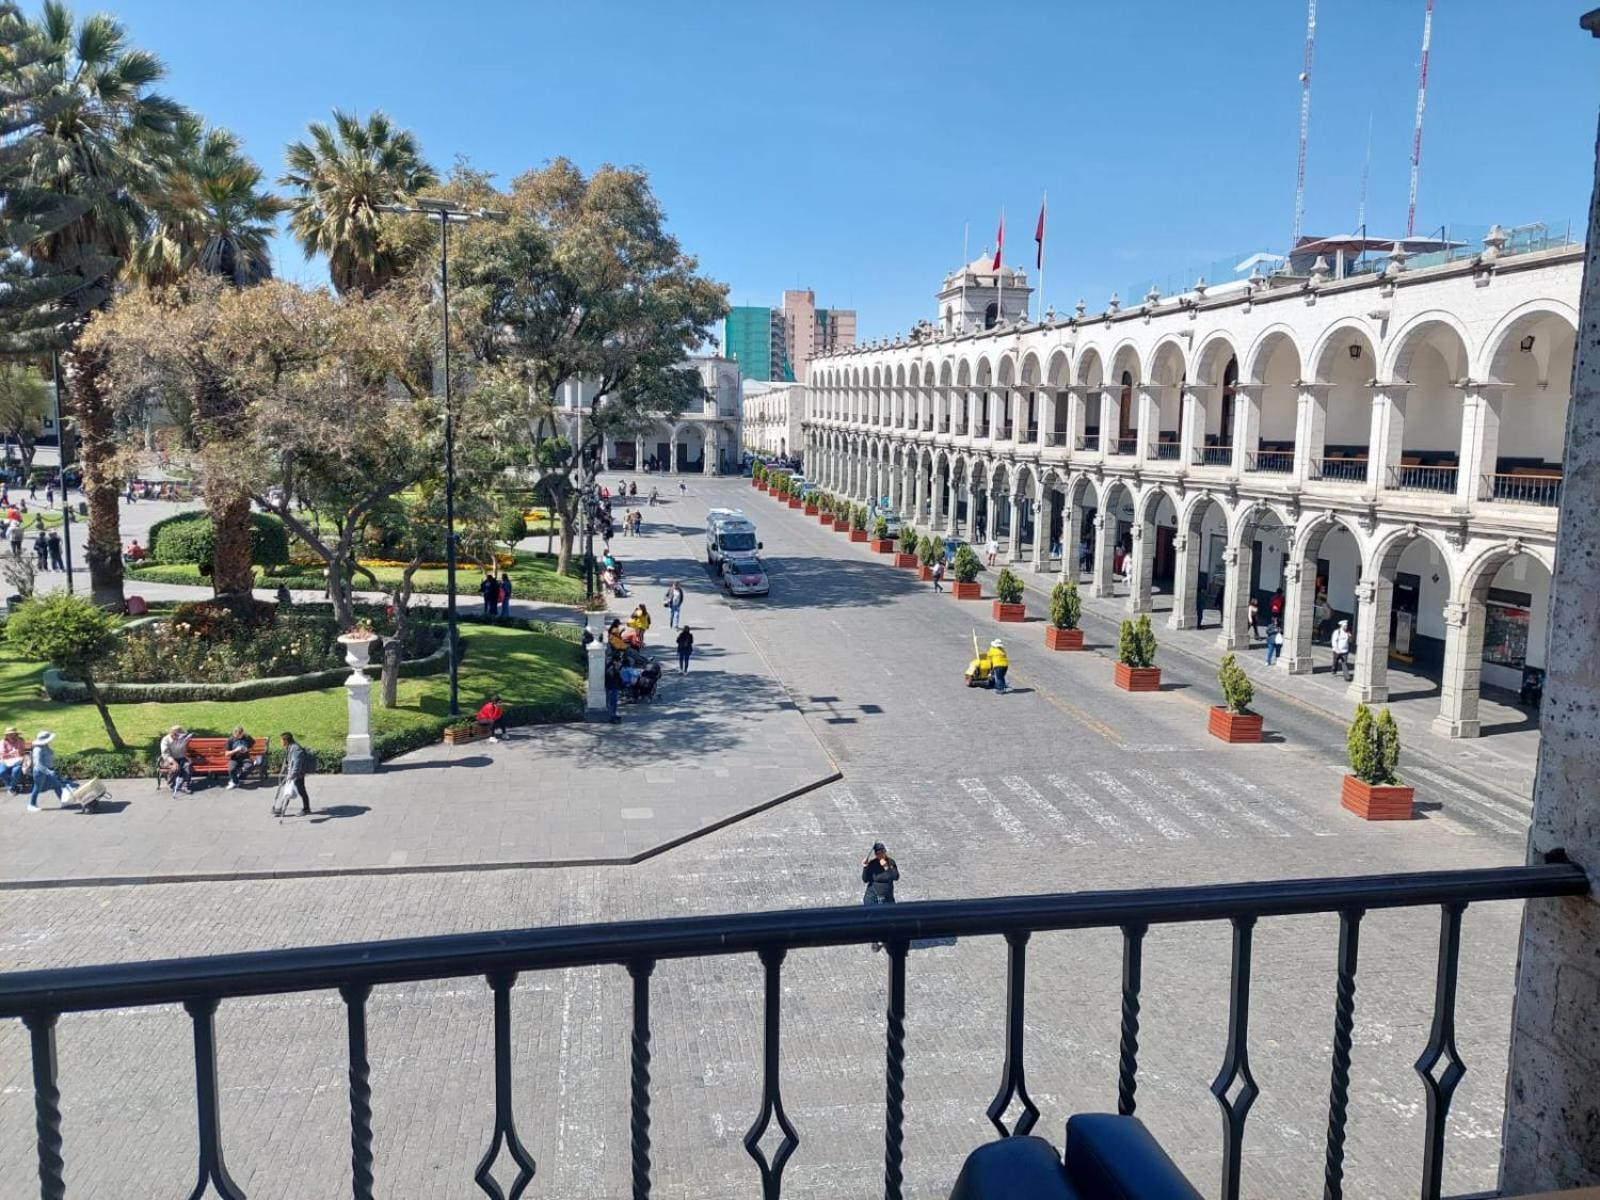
top-left (720, 556), bottom-right (770, 597)
top-left (877, 510), bottom-right (903, 538)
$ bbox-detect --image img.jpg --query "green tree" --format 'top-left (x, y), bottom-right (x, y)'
top-left (0, 363), bottom-right (50, 471)
top-left (280, 109), bottom-right (436, 297)
top-left (5, 592), bottom-right (123, 748)
top-left (9, 0), bottom-right (187, 607)
top-left (1048, 580), bottom-right (1081, 630)
top-left (952, 544), bottom-right (981, 583)
top-left (1117, 615), bottom-right (1158, 668)
top-left (1218, 653), bottom-right (1253, 714)
top-left (994, 567), bottom-right (1024, 604)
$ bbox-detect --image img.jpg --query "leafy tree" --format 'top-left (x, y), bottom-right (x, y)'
top-left (0, 363), bottom-right (50, 471)
top-left (6, 592), bottom-right (123, 748)
top-left (1347, 703), bottom-right (1402, 784)
top-left (1048, 580), bottom-right (1081, 630)
top-left (994, 567), bottom-right (1024, 604)
top-left (918, 534), bottom-right (941, 566)
top-left (280, 109), bottom-right (437, 297)
top-left (952, 544), bottom-right (981, 583)
top-left (9, 0), bottom-right (188, 607)
top-left (1218, 653), bottom-right (1253, 714)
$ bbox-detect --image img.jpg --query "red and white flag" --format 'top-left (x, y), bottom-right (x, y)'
top-left (1034, 195), bottom-right (1046, 269)
top-left (991, 212), bottom-right (1004, 270)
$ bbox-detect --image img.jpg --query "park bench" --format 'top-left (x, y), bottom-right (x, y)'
top-left (155, 736), bottom-right (270, 789)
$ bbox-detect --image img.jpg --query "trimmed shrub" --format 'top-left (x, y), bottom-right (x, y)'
top-left (952, 544), bottom-right (981, 583)
top-left (850, 503), bottom-right (868, 532)
top-left (150, 511), bottom-right (289, 567)
top-left (873, 516), bottom-right (889, 541)
top-left (1218, 653), bottom-right (1254, 714)
top-left (498, 509), bottom-right (529, 545)
top-left (995, 567), bottom-right (1024, 604)
top-left (918, 534), bottom-right (941, 566)
top-left (899, 523), bottom-right (919, 553)
top-left (1117, 615), bottom-right (1158, 668)
top-left (1348, 703), bottom-right (1402, 784)
top-left (1048, 581), bottom-right (1081, 630)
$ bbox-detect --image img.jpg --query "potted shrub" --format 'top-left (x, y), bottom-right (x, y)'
top-left (1209, 654), bottom-right (1263, 743)
top-left (917, 534), bottom-right (940, 580)
top-left (870, 516), bottom-right (894, 553)
top-left (1045, 581), bottom-right (1083, 650)
top-left (849, 503), bottom-right (869, 543)
top-left (1113, 614), bottom-right (1161, 691)
top-left (1341, 704), bottom-right (1413, 819)
top-left (894, 523), bottom-right (920, 569)
top-left (752, 462), bottom-right (766, 489)
top-left (803, 489), bottom-right (819, 516)
top-left (786, 479), bottom-right (803, 509)
top-left (834, 499), bottom-right (853, 533)
top-left (950, 544), bottom-right (982, 599)
top-left (443, 718), bottom-right (485, 745)
top-left (992, 567), bottom-right (1026, 621)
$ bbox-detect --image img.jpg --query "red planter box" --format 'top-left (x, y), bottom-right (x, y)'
top-left (1208, 707), bottom-right (1264, 744)
top-left (804, 504), bottom-right (818, 516)
top-left (993, 601), bottom-right (1027, 622)
top-left (894, 553), bottom-right (919, 569)
top-left (1045, 627), bottom-right (1083, 651)
top-left (870, 538), bottom-right (895, 553)
top-left (1114, 663), bottom-right (1162, 692)
top-left (918, 564), bottom-right (934, 581)
top-left (952, 581), bottom-right (982, 600)
top-left (787, 498), bottom-right (802, 509)
top-left (849, 530), bottom-right (868, 543)
top-left (834, 520), bottom-right (852, 533)
top-left (1341, 776), bottom-right (1415, 821)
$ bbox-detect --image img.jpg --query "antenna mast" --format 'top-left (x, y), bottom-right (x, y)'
top-left (1292, 0), bottom-right (1317, 244)
top-left (1357, 112), bottom-right (1373, 233)
top-left (1406, 0), bottom-right (1435, 238)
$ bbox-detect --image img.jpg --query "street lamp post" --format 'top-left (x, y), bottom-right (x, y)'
top-left (48, 350), bottom-right (75, 595)
top-left (377, 199), bottom-right (504, 718)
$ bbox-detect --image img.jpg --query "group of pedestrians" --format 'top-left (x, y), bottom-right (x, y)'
top-left (479, 570), bottom-right (514, 619)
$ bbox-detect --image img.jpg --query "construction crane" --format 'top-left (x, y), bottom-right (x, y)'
top-left (1292, 0), bottom-right (1317, 245)
top-left (1406, 0), bottom-right (1436, 238)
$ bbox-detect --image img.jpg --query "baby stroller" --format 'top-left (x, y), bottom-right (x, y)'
top-left (621, 654), bottom-right (662, 703)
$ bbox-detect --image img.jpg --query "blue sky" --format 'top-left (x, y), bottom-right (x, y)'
top-left (97, 0), bottom-right (1598, 339)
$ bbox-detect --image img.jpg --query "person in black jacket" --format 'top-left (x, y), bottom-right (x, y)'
top-left (861, 841), bottom-right (899, 951)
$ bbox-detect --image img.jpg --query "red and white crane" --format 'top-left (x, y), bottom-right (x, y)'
top-left (1292, 0), bottom-right (1317, 245)
top-left (1406, 0), bottom-right (1436, 238)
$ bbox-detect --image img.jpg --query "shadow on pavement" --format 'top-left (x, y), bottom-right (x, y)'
top-left (384, 755), bottom-right (494, 772)
top-left (309, 804), bottom-right (371, 823)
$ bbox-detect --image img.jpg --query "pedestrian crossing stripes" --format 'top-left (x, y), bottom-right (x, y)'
top-left (956, 778), bottom-right (1030, 838)
top-left (998, 776), bottom-right (1094, 846)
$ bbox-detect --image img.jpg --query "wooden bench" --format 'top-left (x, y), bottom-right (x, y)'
top-left (156, 736), bottom-right (271, 788)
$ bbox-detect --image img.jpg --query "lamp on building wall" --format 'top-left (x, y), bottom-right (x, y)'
top-left (1520, 334), bottom-right (1536, 352)
top-left (1349, 344), bottom-right (1363, 359)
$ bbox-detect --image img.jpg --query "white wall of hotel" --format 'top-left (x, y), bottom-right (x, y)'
top-left (742, 382), bottom-right (808, 459)
top-left (804, 241), bottom-right (1582, 739)
top-left (550, 357), bottom-right (743, 475)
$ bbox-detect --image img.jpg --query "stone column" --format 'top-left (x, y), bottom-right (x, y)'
top-left (1179, 386), bottom-right (1204, 468)
top-left (1135, 386), bottom-right (1160, 462)
top-left (1345, 576), bottom-right (1392, 702)
top-left (1293, 385), bottom-right (1331, 483)
top-left (1368, 385), bottom-right (1408, 492)
top-left (1009, 492), bottom-right (1026, 560)
top-left (933, 471), bottom-right (948, 532)
top-left (1456, 386), bottom-right (1504, 503)
top-left (1031, 483), bottom-right (1050, 572)
top-left (1126, 518), bottom-right (1156, 613)
top-left (1230, 384), bottom-right (1261, 475)
top-left (1065, 387), bottom-right (1086, 451)
top-left (1431, 599), bottom-right (1485, 737)
top-left (1099, 387), bottom-right (1119, 455)
top-left (1168, 532), bottom-right (1200, 630)
top-left (1281, 556), bottom-right (1317, 673)
top-left (1038, 389), bottom-right (1057, 447)
top-left (585, 613), bottom-right (609, 720)
top-left (1216, 540), bottom-right (1254, 651)
top-left (1091, 511), bottom-right (1117, 598)
top-left (968, 478), bottom-right (983, 540)
top-left (341, 639), bottom-right (376, 774)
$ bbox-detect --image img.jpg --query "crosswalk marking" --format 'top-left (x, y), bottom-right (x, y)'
top-left (1146, 768), bottom-right (1290, 838)
top-left (1084, 771), bottom-right (1192, 841)
top-left (957, 778), bottom-right (1029, 839)
top-left (1043, 774), bottom-right (1141, 845)
top-left (1396, 762), bottom-right (1531, 837)
top-left (999, 776), bottom-right (1093, 846)
top-left (1195, 768), bottom-right (1335, 837)
top-left (1098, 769), bottom-right (1233, 838)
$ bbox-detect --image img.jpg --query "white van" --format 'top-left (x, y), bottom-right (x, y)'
top-left (706, 509), bottom-right (760, 566)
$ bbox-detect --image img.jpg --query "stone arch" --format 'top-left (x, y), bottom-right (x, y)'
top-left (1383, 311), bottom-right (1474, 383)
top-left (1276, 510), bottom-right (1371, 672)
top-left (1479, 299), bottom-right (1579, 382)
top-left (1382, 316), bottom-right (1473, 494)
top-left (1074, 345), bottom-right (1106, 388)
top-left (1307, 318), bottom-right (1380, 383)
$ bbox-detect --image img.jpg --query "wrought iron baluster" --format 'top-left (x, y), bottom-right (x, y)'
top-left (628, 959), bottom-right (655, 1200)
top-left (184, 997), bottom-right (246, 1200)
top-left (1323, 909), bottom-right (1363, 1200)
top-left (1117, 923), bottom-right (1146, 1116)
top-left (1210, 916), bottom-right (1259, 1200)
top-left (473, 972), bottom-right (536, 1200)
top-left (744, 947), bottom-right (799, 1200)
top-left (340, 984), bottom-right (375, 1200)
top-left (986, 931), bottom-right (1040, 1138)
top-left (883, 938), bottom-right (909, 1200)
top-left (1415, 902), bottom-right (1466, 1200)
top-left (24, 1011), bottom-right (64, 1200)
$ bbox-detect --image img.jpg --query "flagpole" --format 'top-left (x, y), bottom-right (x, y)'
top-left (961, 221), bottom-right (969, 333)
top-left (1037, 191), bottom-right (1047, 323)
top-left (997, 206), bottom-right (1005, 326)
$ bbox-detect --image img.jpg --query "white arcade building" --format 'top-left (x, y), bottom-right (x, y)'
top-left (804, 225), bottom-right (1580, 740)
top-left (551, 355), bottom-right (743, 475)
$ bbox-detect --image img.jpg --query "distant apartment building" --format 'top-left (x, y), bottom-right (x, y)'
top-left (725, 291), bottom-right (856, 383)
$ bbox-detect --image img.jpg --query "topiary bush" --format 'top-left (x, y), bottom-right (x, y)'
top-left (995, 567), bottom-right (1024, 604)
top-left (1049, 581), bottom-right (1081, 630)
top-left (1348, 703), bottom-right (1401, 784)
top-left (873, 516), bottom-right (889, 541)
top-left (918, 534), bottom-right (941, 566)
top-left (952, 544), bottom-right (981, 583)
top-left (1218, 653), bottom-right (1254, 714)
top-left (851, 503), bottom-right (867, 532)
top-left (498, 509), bottom-right (528, 545)
top-left (1118, 614), bottom-right (1158, 668)
top-left (149, 511), bottom-right (289, 567)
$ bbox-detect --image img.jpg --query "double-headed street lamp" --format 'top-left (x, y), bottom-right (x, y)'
top-left (377, 198), bottom-right (505, 718)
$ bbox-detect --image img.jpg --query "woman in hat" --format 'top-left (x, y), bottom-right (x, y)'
top-left (0, 726), bottom-right (26, 794)
top-left (28, 730), bottom-right (62, 812)
top-left (988, 639), bottom-right (1010, 694)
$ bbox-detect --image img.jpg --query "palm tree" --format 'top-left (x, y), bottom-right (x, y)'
top-left (133, 116), bottom-right (285, 288)
top-left (280, 109), bottom-right (437, 296)
top-left (12, 0), bottom-right (186, 607)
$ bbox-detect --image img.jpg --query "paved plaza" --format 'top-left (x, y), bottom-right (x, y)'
top-left (0, 477), bottom-right (1539, 1199)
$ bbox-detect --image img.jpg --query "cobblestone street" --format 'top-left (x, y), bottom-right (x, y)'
top-left (0, 477), bottom-right (1534, 1199)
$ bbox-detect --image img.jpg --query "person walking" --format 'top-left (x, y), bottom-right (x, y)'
top-left (480, 573), bottom-right (499, 619)
top-left (27, 730), bottom-right (63, 812)
top-left (1265, 619), bottom-right (1283, 666)
top-left (931, 557), bottom-right (945, 593)
top-left (32, 530), bottom-right (47, 571)
top-left (46, 531), bottom-right (61, 572)
top-left (1269, 588), bottom-right (1285, 624)
top-left (861, 842), bottom-right (899, 952)
top-left (603, 655), bottom-right (623, 723)
top-left (7, 518), bottom-right (20, 559)
top-left (497, 571), bottom-right (513, 621)
top-left (276, 732), bottom-right (312, 816)
top-left (678, 480), bottom-right (686, 497)
top-left (664, 581), bottom-right (684, 628)
top-left (1330, 619), bottom-right (1353, 678)
top-left (984, 536), bottom-right (999, 568)
top-left (987, 638), bottom-right (1010, 694)
top-left (1247, 595), bottom-right (1260, 640)
top-left (676, 625), bottom-right (694, 675)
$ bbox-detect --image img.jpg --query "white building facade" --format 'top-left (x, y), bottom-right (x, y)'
top-left (553, 355), bottom-right (743, 475)
top-left (805, 229), bottom-right (1579, 739)
top-left (742, 381), bottom-right (808, 460)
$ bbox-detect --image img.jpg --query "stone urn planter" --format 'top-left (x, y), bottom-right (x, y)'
top-left (1341, 775), bottom-right (1415, 820)
top-left (992, 601), bottom-right (1027, 622)
top-left (849, 529), bottom-right (869, 543)
top-left (894, 552), bottom-right (919, 569)
top-left (1209, 707), bottom-right (1264, 744)
top-left (1045, 627), bottom-right (1083, 651)
top-left (952, 581), bottom-right (982, 600)
top-left (337, 631), bottom-right (379, 669)
top-left (336, 630), bottom-right (380, 774)
top-left (1114, 663), bottom-right (1162, 692)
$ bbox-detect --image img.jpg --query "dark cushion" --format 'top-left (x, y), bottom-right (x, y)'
top-left (948, 1136), bottom-right (1078, 1200)
top-left (1062, 1115), bottom-right (1201, 1200)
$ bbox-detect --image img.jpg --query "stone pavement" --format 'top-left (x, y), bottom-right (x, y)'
top-left (0, 498), bottom-right (837, 885)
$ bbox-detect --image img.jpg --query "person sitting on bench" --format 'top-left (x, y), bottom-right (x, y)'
top-left (159, 725), bottom-right (194, 795)
top-left (476, 695), bottom-right (508, 742)
top-left (225, 726), bottom-right (260, 789)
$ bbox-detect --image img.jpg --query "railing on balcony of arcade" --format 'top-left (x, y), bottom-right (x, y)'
top-left (937, 418), bottom-right (951, 434)
top-left (1387, 464), bottom-right (1459, 495)
top-left (1045, 430), bottom-right (1071, 447)
top-left (1312, 457), bottom-right (1370, 484)
top-left (1025, 425), bottom-right (1039, 443)
top-left (0, 864), bottom-right (1584, 1200)
top-left (1484, 472), bottom-right (1563, 507)
top-left (1246, 450), bottom-right (1296, 475)
top-left (1194, 445), bottom-right (1234, 468)
top-left (1149, 442), bottom-right (1184, 462)
top-left (998, 423), bottom-right (1015, 441)
top-left (1111, 437), bottom-right (1139, 456)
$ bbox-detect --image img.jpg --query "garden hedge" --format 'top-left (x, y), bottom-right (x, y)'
top-left (149, 511), bottom-right (290, 567)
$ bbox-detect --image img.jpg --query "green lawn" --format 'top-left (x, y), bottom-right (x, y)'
top-left (3, 621), bottom-right (586, 776)
top-left (128, 549), bottom-right (586, 605)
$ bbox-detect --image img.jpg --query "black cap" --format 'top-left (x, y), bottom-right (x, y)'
top-left (872, 841), bottom-right (886, 853)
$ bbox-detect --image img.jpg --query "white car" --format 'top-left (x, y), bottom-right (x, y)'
top-left (720, 556), bottom-right (770, 597)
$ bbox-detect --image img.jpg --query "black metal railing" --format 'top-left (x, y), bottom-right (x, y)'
top-left (1111, 437), bottom-right (1139, 456)
top-left (0, 864), bottom-right (1583, 1200)
top-left (1484, 472), bottom-right (1562, 507)
top-left (1313, 457), bottom-right (1369, 484)
top-left (1388, 464), bottom-right (1459, 494)
top-left (1149, 442), bottom-right (1183, 461)
top-left (1246, 450), bottom-right (1296, 474)
top-left (1194, 445), bottom-right (1234, 467)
